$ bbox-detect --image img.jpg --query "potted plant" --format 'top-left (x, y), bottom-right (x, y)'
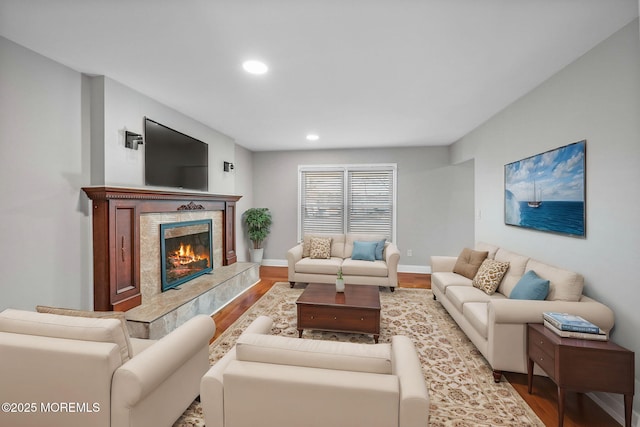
top-left (335, 268), bottom-right (345, 293)
top-left (243, 207), bottom-right (272, 264)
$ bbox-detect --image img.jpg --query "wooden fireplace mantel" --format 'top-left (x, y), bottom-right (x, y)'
top-left (82, 186), bottom-right (241, 311)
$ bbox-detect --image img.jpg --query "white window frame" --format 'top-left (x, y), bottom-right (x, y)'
top-left (298, 163), bottom-right (397, 242)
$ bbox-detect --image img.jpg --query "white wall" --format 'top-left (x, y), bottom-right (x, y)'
top-left (452, 19), bottom-right (640, 422)
top-left (0, 37), bottom-right (93, 310)
top-left (252, 146), bottom-right (475, 271)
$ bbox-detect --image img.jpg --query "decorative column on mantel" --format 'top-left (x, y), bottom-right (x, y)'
top-left (82, 186), bottom-right (241, 312)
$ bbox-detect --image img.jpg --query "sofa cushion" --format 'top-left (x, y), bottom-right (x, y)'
top-left (526, 259), bottom-right (584, 302)
top-left (341, 259), bottom-right (388, 277)
top-left (453, 248), bottom-right (489, 279)
top-left (431, 272), bottom-right (473, 296)
top-left (303, 234), bottom-right (345, 258)
top-left (309, 237), bottom-right (332, 259)
top-left (472, 259), bottom-right (510, 295)
top-left (447, 285), bottom-right (497, 312)
top-left (295, 257), bottom-right (343, 275)
top-left (463, 302), bottom-right (489, 339)
top-left (509, 270), bottom-right (550, 300)
top-left (494, 249), bottom-right (530, 297)
top-left (352, 241), bottom-right (378, 261)
top-left (36, 305), bottom-right (133, 359)
top-left (344, 233), bottom-right (387, 259)
top-left (0, 308), bottom-right (130, 364)
top-left (236, 333), bottom-right (392, 374)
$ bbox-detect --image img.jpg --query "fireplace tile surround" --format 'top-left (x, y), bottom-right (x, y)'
top-left (140, 211), bottom-right (224, 301)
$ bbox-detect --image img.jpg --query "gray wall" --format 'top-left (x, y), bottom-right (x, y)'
top-left (452, 20), bottom-right (640, 421)
top-left (0, 36), bottom-right (239, 311)
top-left (234, 144), bottom-right (254, 262)
top-left (252, 147), bottom-right (475, 270)
top-left (0, 37), bottom-right (92, 309)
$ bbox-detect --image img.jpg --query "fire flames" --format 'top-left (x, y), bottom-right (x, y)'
top-left (168, 243), bottom-right (209, 269)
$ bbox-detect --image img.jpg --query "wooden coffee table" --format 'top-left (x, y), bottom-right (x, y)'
top-left (296, 283), bottom-right (381, 342)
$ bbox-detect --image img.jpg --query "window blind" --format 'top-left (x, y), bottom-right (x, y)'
top-left (299, 165), bottom-right (396, 241)
top-left (300, 170), bottom-right (344, 234)
top-left (347, 169), bottom-right (393, 238)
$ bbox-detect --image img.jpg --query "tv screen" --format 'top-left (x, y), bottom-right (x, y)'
top-left (144, 117), bottom-right (208, 191)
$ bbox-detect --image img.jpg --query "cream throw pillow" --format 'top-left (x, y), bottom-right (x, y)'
top-left (472, 259), bottom-right (510, 295)
top-left (309, 237), bottom-right (332, 259)
top-left (36, 305), bottom-right (133, 361)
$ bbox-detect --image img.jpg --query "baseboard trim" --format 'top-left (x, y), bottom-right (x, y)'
top-left (260, 259), bottom-right (431, 274)
top-left (588, 387), bottom-right (639, 427)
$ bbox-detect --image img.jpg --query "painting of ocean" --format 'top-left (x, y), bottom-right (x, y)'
top-left (504, 141), bottom-right (586, 237)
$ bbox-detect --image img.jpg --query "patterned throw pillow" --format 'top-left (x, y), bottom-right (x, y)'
top-left (472, 259), bottom-right (510, 295)
top-left (309, 237), bottom-right (332, 259)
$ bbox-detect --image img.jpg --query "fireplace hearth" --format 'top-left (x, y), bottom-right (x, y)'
top-left (161, 219), bottom-right (213, 292)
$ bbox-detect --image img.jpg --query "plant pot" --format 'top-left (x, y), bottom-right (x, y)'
top-left (335, 278), bottom-right (345, 293)
top-left (250, 248), bottom-right (264, 264)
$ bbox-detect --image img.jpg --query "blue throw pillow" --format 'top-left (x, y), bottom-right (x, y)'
top-left (509, 270), bottom-right (550, 300)
top-left (375, 239), bottom-right (386, 260)
top-left (351, 241), bottom-right (377, 262)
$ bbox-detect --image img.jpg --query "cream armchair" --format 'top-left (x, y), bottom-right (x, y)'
top-left (0, 308), bottom-right (215, 427)
top-left (201, 316), bottom-right (429, 427)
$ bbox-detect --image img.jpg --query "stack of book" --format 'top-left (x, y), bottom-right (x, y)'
top-left (542, 312), bottom-right (608, 341)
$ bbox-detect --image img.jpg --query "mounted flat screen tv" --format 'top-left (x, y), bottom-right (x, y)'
top-left (144, 117), bottom-right (208, 191)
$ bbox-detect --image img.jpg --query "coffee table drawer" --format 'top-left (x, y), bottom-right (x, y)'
top-left (298, 306), bottom-right (379, 333)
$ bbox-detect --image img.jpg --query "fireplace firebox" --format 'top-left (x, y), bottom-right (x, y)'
top-left (160, 219), bottom-right (213, 292)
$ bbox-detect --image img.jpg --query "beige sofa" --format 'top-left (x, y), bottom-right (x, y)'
top-left (431, 242), bottom-right (615, 382)
top-left (0, 308), bottom-right (215, 427)
top-left (287, 233), bottom-right (401, 290)
top-left (201, 315), bottom-right (429, 427)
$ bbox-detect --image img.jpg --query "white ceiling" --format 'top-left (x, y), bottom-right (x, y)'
top-left (0, 0), bottom-right (637, 151)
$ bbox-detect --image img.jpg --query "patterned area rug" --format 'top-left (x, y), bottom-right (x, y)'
top-left (174, 282), bottom-right (544, 427)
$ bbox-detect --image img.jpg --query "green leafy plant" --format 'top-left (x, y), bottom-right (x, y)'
top-left (243, 208), bottom-right (273, 249)
top-left (337, 268), bottom-right (343, 280)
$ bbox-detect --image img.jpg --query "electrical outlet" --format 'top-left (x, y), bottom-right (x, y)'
top-left (407, 249), bottom-right (413, 257)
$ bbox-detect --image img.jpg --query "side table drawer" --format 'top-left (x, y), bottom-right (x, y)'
top-left (529, 325), bottom-right (555, 377)
top-left (529, 342), bottom-right (555, 377)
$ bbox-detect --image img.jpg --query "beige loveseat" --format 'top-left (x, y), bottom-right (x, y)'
top-left (431, 242), bottom-right (614, 382)
top-left (287, 233), bottom-right (401, 290)
top-left (201, 315), bottom-right (429, 427)
top-left (0, 308), bottom-right (215, 427)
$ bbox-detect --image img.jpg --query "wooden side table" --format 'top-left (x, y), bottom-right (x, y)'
top-left (527, 323), bottom-right (634, 427)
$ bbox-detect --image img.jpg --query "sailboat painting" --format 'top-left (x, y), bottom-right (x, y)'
top-left (504, 140), bottom-right (586, 237)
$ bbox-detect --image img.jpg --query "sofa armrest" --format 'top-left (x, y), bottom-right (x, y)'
top-left (391, 336), bottom-right (429, 427)
top-left (201, 315), bottom-right (273, 427)
top-left (0, 332), bottom-right (120, 427)
top-left (488, 296), bottom-right (615, 332)
top-left (287, 244), bottom-right (303, 281)
top-left (430, 256), bottom-right (457, 273)
top-left (385, 243), bottom-right (401, 287)
top-left (112, 315), bottom-right (215, 406)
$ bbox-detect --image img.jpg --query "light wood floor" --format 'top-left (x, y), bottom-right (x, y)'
top-left (212, 266), bottom-right (621, 427)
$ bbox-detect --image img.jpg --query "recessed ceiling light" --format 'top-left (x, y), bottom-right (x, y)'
top-left (306, 134), bottom-right (319, 141)
top-left (242, 60), bottom-right (268, 75)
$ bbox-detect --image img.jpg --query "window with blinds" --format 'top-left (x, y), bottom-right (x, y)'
top-left (298, 165), bottom-right (396, 241)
